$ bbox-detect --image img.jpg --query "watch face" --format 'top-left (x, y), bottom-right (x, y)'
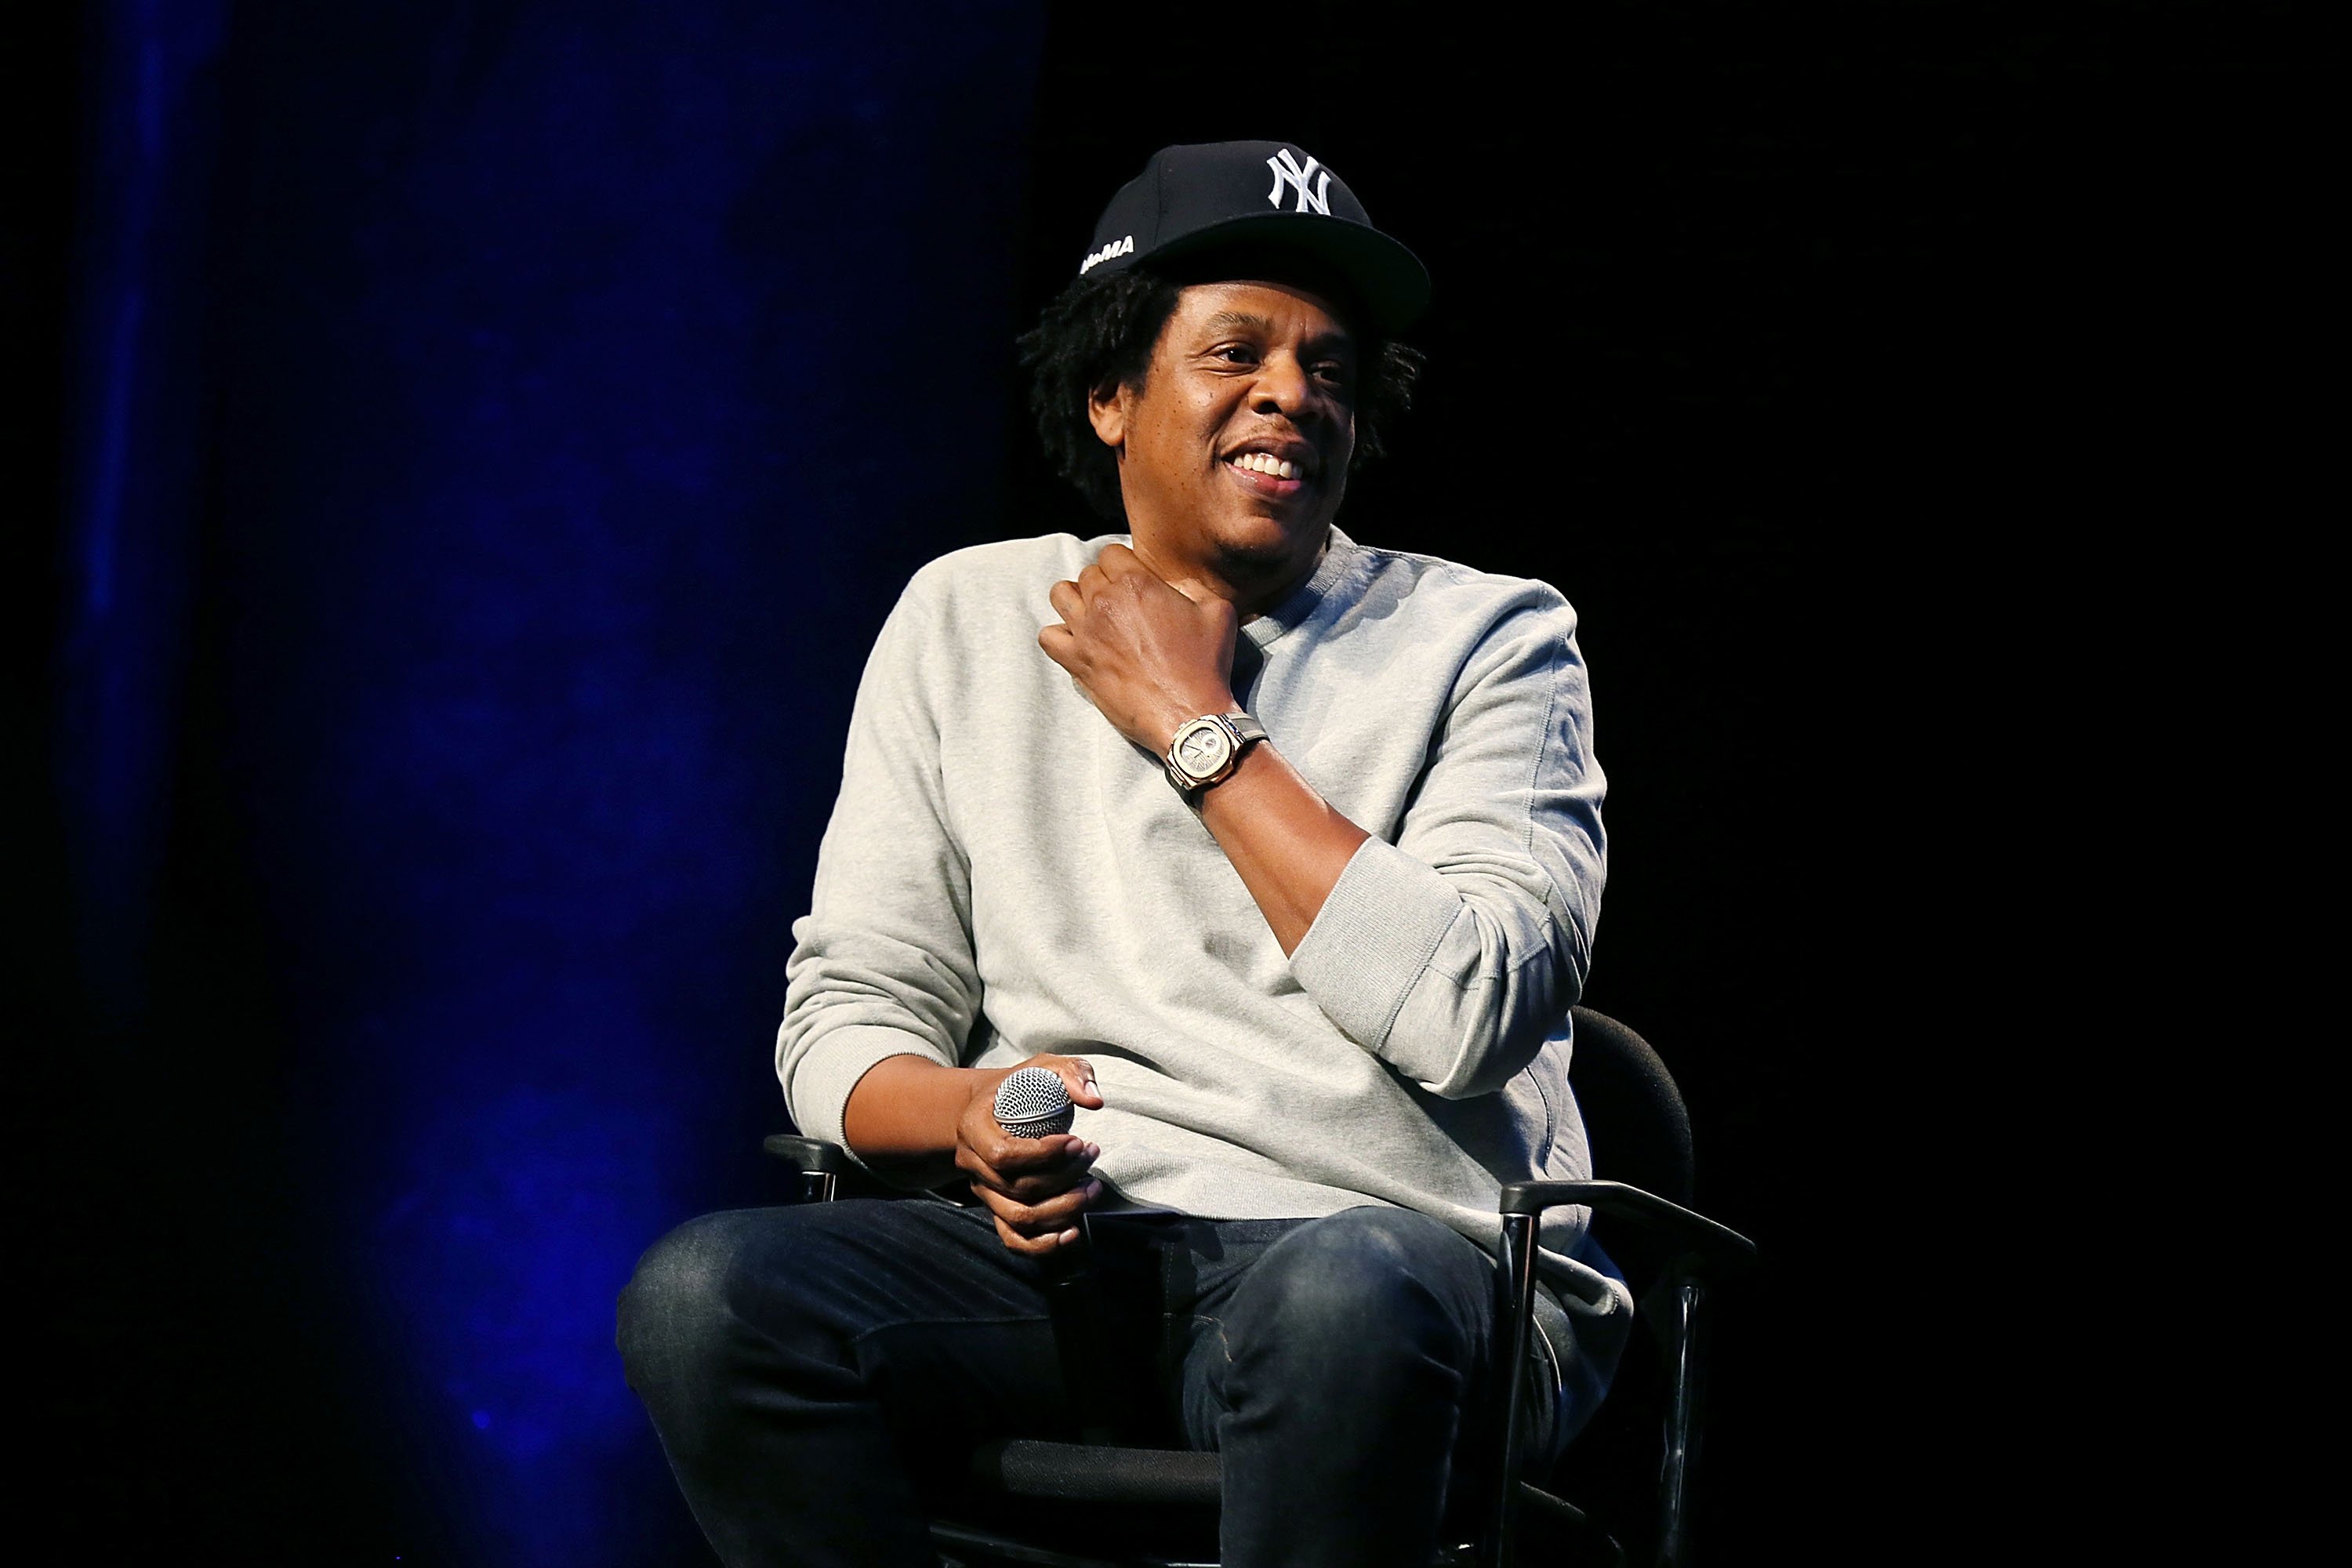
top-left (1174, 719), bottom-right (1233, 780)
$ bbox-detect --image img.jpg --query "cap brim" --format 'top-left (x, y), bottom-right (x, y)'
top-left (1144, 213), bottom-right (1432, 335)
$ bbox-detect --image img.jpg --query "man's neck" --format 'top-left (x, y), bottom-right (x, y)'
top-left (1128, 528), bottom-right (1330, 623)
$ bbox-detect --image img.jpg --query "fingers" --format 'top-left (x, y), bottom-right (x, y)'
top-left (955, 1053), bottom-right (1110, 1255)
top-left (1045, 549), bottom-right (1203, 649)
top-left (978, 1174), bottom-right (1104, 1252)
top-left (993, 1214), bottom-right (1082, 1255)
top-left (1094, 545), bottom-right (1185, 601)
top-left (956, 1080), bottom-right (1098, 1192)
top-left (1046, 568), bottom-right (1116, 629)
top-left (962, 1131), bottom-right (1099, 1202)
top-left (960, 1054), bottom-right (1103, 1185)
top-left (1081, 553), bottom-right (1173, 611)
top-left (1052, 1054), bottom-right (1105, 1110)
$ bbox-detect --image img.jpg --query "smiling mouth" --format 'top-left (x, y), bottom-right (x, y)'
top-left (1225, 452), bottom-right (1312, 497)
top-left (1229, 452), bottom-right (1305, 481)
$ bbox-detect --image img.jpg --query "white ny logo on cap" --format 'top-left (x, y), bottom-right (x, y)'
top-left (1265, 149), bottom-right (1333, 215)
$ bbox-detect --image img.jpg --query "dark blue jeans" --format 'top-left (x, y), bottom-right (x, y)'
top-left (618, 1196), bottom-right (1563, 1568)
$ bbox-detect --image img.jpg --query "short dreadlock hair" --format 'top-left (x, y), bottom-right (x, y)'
top-left (1018, 259), bottom-right (1423, 521)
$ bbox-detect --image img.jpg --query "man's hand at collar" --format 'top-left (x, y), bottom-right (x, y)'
top-left (1040, 543), bottom-right (1239, 756)
top-left (1037, 543), bottom-right (1369, 959)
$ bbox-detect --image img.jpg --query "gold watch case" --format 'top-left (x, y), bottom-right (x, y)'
top-left (1163, 711), bottom-right (1267, 795)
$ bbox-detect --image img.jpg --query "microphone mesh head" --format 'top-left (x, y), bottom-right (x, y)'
top-left (993, 1066), bottom-right (1075, 1139)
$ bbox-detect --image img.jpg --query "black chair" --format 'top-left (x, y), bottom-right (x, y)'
top-left (765, 1006), bottom-right (1756, 1567)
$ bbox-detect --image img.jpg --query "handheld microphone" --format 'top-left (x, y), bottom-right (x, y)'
top-left (993, 1066), bottom-right (1076, 1140)
top-left (992, 1065), bottom-right (1121, 1438)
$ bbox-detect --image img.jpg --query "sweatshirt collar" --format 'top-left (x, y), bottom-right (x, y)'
top-left (1242, 525), bottom-right (1358, 651)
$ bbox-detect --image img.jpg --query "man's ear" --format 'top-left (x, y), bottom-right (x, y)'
top-left (1086, 380), bottom-right (1128, 452)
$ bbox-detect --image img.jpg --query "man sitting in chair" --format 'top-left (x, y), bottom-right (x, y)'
top-left (620, 141), bottom-right (1631, 1568)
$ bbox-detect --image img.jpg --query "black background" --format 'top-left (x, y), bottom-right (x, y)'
top-left (1004, 6), bottom-right (2317, 1544)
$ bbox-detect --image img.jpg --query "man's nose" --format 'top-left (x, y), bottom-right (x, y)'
top-left (1250, 353), bottom-right (1316, 419)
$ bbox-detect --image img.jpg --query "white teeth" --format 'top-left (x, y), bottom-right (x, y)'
top-left (1232, 453), bottom-right (1301, 480)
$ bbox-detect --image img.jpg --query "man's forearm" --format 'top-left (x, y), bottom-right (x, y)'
top-left (1033, 540), bottom-right (1372, 958)
top-left (841, 1054), bottom-right (993, 1184)
top-left (1196, 739), bottom-right (1370, 956)
top-left (838, 1051), bottom-right (1105, 1246)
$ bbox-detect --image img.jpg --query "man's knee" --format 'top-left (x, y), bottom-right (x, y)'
top-left (1244, 1208), bottom-right (1488, 1371)
top-left (617, 1208), bottom-right (776, 1391)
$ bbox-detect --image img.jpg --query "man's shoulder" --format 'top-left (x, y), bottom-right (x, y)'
top-left (902, 531), bottom-right (1113, 609)
top-left (1328, 532), bottom-right (1577, 638)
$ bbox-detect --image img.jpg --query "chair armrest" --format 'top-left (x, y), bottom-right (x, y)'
top-left (1499, 1178), bottom-right (1758, 1277)
top-left (762, 1134), bottom-right (861, 1176)
top-left (1483, 1180), bottom-right (1755, 1563)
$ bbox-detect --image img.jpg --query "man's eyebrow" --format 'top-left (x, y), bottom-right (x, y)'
top-left (1203, 310), bottom-right (1279, 335)
top-left (1198, 310), bottom-right (1358, 350)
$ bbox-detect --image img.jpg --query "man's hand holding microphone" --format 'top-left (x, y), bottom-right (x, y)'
top-left (957, 1055), bottom-right (1104, 1256)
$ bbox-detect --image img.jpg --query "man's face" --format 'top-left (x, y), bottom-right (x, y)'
top-left (1088, 279), bottom-right (1359, 584)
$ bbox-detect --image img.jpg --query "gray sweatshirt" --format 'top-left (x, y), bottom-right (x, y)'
top-left (779, 527), bottom-right (1632, 1346)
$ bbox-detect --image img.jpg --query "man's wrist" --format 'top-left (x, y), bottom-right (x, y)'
top-left (1149, 689), bottom-right (1240, 754)
top-left (841, 1056), bottom-right (993, 1182)
top-left (1193, 728), bottom-right (1272, 805)
top-left (1163, 708), bottom-right (1267, 797)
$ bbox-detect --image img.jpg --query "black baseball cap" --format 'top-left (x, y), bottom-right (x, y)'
top-left (1076, 141), bottom-right (1431, 333)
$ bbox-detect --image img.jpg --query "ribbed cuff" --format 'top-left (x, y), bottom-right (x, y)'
top-left (785, 1025), bottom-right (948, 1150)
top-left (1289, 837), bottom-right (1461, 1055)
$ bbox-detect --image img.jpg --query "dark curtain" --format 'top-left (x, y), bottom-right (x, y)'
top-left (31, 3), bottom-right (1046, 1561)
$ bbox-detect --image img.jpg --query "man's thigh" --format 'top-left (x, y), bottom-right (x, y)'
top-left (1167, 1207), bottom-right (1499, 1443)
top-left (625, 1196), bottom-right (1070, 1468)
top-left (703, 1196), bottom-right (1044, 1338)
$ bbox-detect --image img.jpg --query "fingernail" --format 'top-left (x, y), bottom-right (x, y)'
top-left (1058, 1227), bottom-right (1080, 1245)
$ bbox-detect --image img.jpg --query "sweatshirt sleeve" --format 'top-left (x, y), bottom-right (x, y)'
top-left (775, 575), bottom-right (978, 1147)
top-left (1287, 594), bottom-right (1605, 1099)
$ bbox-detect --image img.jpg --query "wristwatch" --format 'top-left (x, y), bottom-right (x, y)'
top-left (1163, 711), bottom-right (1269, 797)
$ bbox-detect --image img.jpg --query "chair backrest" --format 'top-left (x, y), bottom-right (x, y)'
top-left (1566, 1004), bottom-right (1696, 1261)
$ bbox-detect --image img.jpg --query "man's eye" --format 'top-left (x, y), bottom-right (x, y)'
top-left (1214, 344), bottom-right (1259, 364)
